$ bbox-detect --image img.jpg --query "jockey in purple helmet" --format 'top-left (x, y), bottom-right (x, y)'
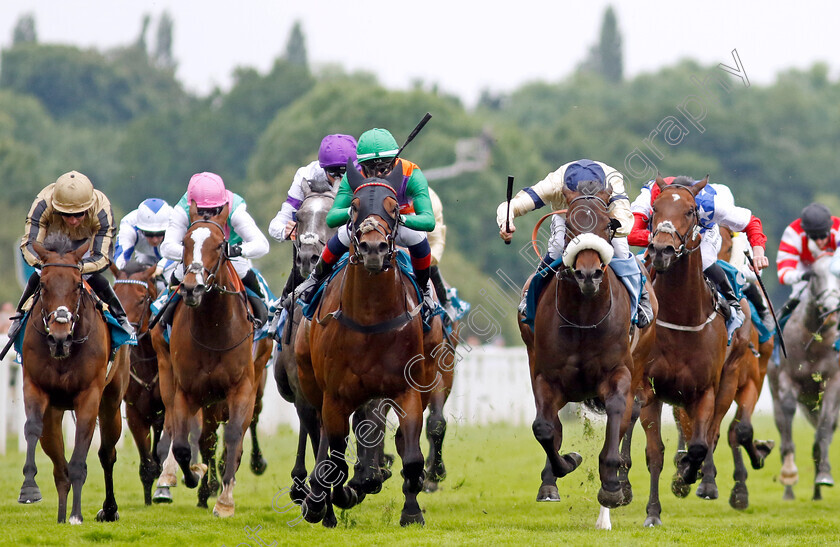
top-left (268, 134), bottom-right (357, 301)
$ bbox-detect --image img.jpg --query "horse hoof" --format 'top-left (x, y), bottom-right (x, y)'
top-left (18, 485), bottom-right (42, 504)
top-left (95, 509), bottom-right (119, 522)
top-left (423, 478), bottom-right (440, 493)
top-left (184, 463), bottom-right (207, 489)
top-left (250, 455), bottom-right (268, 476)
top-left (332, 486), bottom-right (360, 510)
top-left (69, 515), bottom-right (83, 525)
top-left (816, 472), bottom-right (834, 487)
top-left (536, 484), bottom-right (561, 502)
top-left (671, 475), bottom-right (690, 498)
top-left (153, 487), bottom-right (173, 504)
top-left (779, 470), bottom-right (799, 486)
top-left (400, 511), bottom-right (425, 527)
top-left (382, 453), bottom-right (395, 469)
top-left (212, 499), bottom-right (235, 518)
top-left (157, 472), bottom-right (177, 488)
top-left (729, 482), bottom-right (748, 510)
top-left (302, 498), bottom-right (326, 524)
top-left (696, 481), bottom-right (718, 500)
top-left (597, 486), bottom-right (624, 509)
top-left (783, 486), bottom-right (795, 501)
top-left (565, 452), bottom-right (583, 468)
top-left (752, 440), bottom-right (775, 469)
top-left (322, 510), bottom-right (338, 528)
top-left (644, 516), bottom-right (662, 527)
top-left (381, 467), bottom-right (393, 482)
top-left (290, 483), bottom-right (309, 505)
top-left (619, 481), bottom-right (633, 506)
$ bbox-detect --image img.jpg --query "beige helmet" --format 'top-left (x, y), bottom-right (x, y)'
top-left (52, 171), bottom-right (95, 214)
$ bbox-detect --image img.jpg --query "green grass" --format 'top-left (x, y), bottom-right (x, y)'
top-left (0, 412), bottom-right (838, 546)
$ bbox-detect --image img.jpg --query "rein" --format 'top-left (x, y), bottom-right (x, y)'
top-left (554, 273), bottom-right (614, 329)
top-left (33, 262), bottom-right (91, 343)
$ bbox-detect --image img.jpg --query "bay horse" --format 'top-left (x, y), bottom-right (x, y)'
top-left (638, 175), bottom-right (735, 526)
top-left (671, 227), bottom-right (774, 509)
top-left (768, 251), bottom-right (840, 500)
top-left (18, 234), bottom-right (129, 523)
top-left (162, 202), bottom-right (259, 518)
top-left (113, 261), bottom-right (165, 505)
top-left (273, 176), bottom-right (337, 515)
top-left (295, 162), bottom-right (441, 526)
top-left (519, 181), bottom-right (656, 530)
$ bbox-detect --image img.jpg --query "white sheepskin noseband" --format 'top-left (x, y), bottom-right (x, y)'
top-left (562, 233), bottom-right (614, 268)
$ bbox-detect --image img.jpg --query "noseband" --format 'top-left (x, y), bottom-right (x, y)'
top-left (38, 262), bottom-right (86, 340)
top-left (185, 219), bottom-right (236, 293)
top-left (649, 186), bottom-right (702, 258)
top-left (348, 182), bottom-right (399, 266)
top-left (113, 278), bottom-right (154, 335)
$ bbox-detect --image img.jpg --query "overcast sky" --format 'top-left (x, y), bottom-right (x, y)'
top-left (3, 1), bottom-right (839, 106)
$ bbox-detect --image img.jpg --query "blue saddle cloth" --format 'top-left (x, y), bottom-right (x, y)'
top-left (300, 251), bottom-right (446, 333)
top-left (13, 307), bottom-right (137, 362)
top-left (718, 260), bottom-right (776, 344)
top-left (150, 268), bottom-right (275, 344)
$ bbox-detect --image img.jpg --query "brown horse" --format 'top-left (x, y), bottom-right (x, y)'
top-left (768, 251), bottom-right (840, 501)
top-left (18, 234), bottom-right (129, 523)
top-left (638, 176), bottom-right (734, 526)
top-left (673, 227), bottom-right (774, 509)
top-left (519, 181), bottom-right (656, 529)
top-left (162, 203), bottom-right (258, 518)
top-left (295, 163), bottom-right (441, 526)
top-left (113, 261), bottom-right (165, 505)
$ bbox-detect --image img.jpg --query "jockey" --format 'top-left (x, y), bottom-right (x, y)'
top-left (776, 202), bottom-right (840, 317)
top-left (629, 176), bottom-right (769, 324)
top-left (161, 172), bottom-right (270, 326)
top-left (11, 170), bottom-right (133, 338)
top-left (426, 187), bottom-right (453, 311)
top-left (293, 127), bottom-right (437, 319)
top-left (268, 133), bottom-right (357, 301)
top-left (114, 198), bottom-right (176, 292)
top-left (497, 159), bottom-right (654, 328)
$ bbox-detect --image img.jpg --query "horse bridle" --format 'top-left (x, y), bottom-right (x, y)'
top-left (649, 186), bottom-right (702, 259)
top-left (36, 262), bottom-right (88, 341)
top-left (559, 194), bottom-right (612, 279)
top-left (114, 277), bottom-right (155, 339)
top-left (185, 219), bottom-right (238, 294)
top-left (348, 184), bottom-right (400, 267)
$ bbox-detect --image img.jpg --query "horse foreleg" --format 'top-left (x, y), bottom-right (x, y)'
top-left (596, 368), bottom-right (631, 518)
top-left (67, 388), bottom-right (103, 524)
top-left (301, 421), bottom-right (332, 526)
top-left (532, 375), bottom-right (580, 484)
top-left (813, 374), bottom-right (840, 496)
top-left (770, 369), bottom-right (799, 499)
top-left (681, 389), bottom-right (716, 485)
top-left (348, 402), bottom-right (387, 497)
top-left (617, 396), bottom-right (641, 506)
top-left (395, 390), bottom-right (426, 527)
top-left (39, 407), bottom-right (68, 521)
top-left (171, 390), bottom-right (204, 489)
top-left (213, 381), bottom-right (256, 518)
top-left (126, 404), bottom-right (156, 505)
top-left (95, 382), bottom-right (123, 522)
top-left (19, 383), bottom-right (49, 507)
top-left (197, 422), bottom-right (219, 508)
top-left (249, 367), bottom-right (268, 475)
top-left (423, 389), bottom-right (448, 493)
top-left (641, 400), bottom-right (665, 527)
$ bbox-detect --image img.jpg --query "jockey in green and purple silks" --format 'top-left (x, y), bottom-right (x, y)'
top-left (293, 128), bottom-right (437, 318)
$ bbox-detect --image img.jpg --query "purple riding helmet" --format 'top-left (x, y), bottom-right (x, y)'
top-left (318, 134), bottom-right (358, 168)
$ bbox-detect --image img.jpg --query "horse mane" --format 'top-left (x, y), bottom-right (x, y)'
top-left (576, 179), bottom-right (607, 196)
top-left (43, 232), bottom-right (75, 255)
top-left (121, 260), bottom-right (149, 275)
top-left (670, 176), bottom-right (695, 187)
top-left (307, 176), bottom-right (333, 194)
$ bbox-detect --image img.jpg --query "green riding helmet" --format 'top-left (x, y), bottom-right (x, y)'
top-left (356, 128), bottom-right (400, 162)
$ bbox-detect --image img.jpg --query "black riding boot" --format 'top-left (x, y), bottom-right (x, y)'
top-left (743, 282), bottom-right (775, 331)
top-left (415, 266), bottom-right (436, 323)
top-left (636, 282), bottom-right (653, 329)
top-left (241, 270), bottom-right (267, 327)
top-left (704, 263), bottom-right (741, 322)
top-left (430, 266), bottom-right (449, 308)
top-left (89, 273), bottom-right (135, 336)
top-left (291, 257), bottom-right (336, 306)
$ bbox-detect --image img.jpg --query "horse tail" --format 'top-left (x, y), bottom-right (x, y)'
top-left (582, 397), bottom-right (606, 415)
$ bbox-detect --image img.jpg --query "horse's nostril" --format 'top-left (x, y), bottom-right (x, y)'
top-left (359, 242), bottom-right (370, 253)
top-left (310, 255), bottom-right (318, 264)
top-left (378, 242), bottom-right (388, 254)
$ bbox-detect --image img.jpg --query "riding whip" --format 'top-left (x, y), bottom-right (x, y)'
top-left (0, 329), bottom-right (18, 361)
top-left (505, 175), bottom-right (514, 245)
top-left (146, 285), bottom-right (182, 334)
top-left (395, 112), bottom-right (432, 159)
top-left (744, 250), bottom-right (786, 358)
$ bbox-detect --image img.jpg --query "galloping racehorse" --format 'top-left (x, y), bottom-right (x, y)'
top-left (520, 181), bottom-right (656, 530)
top-left (162, 203), bottom-right (259, 517)
top-left (769, 251), bottom-right (840, 500)
top-left (638, 176), bottom-right (735, 526)
top-left (295, 162), bottom-right (441, 527)
top-left (274, 176), bottom-right (337, 510)
top-left (18, 234), bottom-right (129, 523)
top-left (113, 261), bottom-right (164, 505)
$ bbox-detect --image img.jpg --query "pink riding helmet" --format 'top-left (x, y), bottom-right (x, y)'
top-left (187, 172), bottom-right (229, 208)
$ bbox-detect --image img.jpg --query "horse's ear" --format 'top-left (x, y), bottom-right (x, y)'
top-left (690, 174), bottom-right (709, 196)
top-left (301, 178), bottom-right (312, 197)
top-left (142, 264), bottom-right (157, 280)
top-left (561, 184), bottom-right (577, 204)
top-left (215, 202), bottom-right (230, 223)
top-left (346, 158), bottom-right (365, 191)
top-left (383, 160), bottom-right (403, 192)
top-left (73, 240), bottom-right (91, 263)
top-left (189, 200), bottom-right (198, 222)
top-left (654, 173), bottom-right (667, 191)
top-left (32, 241), bottom-right (49, 262)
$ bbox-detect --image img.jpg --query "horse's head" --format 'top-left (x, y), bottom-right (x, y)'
top-left (114, 261), bottom-right (158, 335)
top-left (295, 177), bottom-right (337, 278)
top-left (806, 253), bottom-right (840, 327)
top-left (345, 159), bottom-right (403, 273)
top-left (560, 181), bottom-right (615, 296)
top-left (32, 235), bottom-right (89, 359)
top-left (648, 175), bottom-right (705, 272)
top-left (180, 203), bottom-right (230, 307)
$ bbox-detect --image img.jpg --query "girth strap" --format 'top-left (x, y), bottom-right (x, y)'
top-left (321, 303), bottom-right (421, 334)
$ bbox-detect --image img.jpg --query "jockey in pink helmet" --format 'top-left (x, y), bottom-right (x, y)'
top-left (161, 172), bottom-right (270, 324)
